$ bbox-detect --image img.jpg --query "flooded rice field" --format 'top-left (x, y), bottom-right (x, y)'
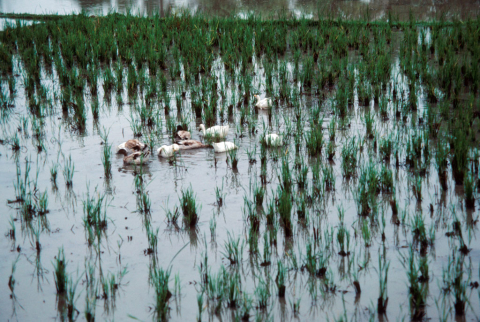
top-left (0, 11), bottom-right (480, 322)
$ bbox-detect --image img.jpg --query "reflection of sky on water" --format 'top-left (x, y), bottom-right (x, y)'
top-left (0, 0), bottom-right (478, 20)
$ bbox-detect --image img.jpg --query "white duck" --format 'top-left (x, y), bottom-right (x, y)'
top-left (177, 140), bottom-right (209, 150)
top-left (116, 139), bottom-right (148, 155)
top-left (175, 125), bottom-right (191, 142)
top-left (157, 144), bottom-right (180, 158)
top-left (123, 150), bottom-right (151, 165)
top-left (199, 124), bottom-right (229, 139)
top-left (212, 142), bottom-right (237, 153)
top-left (254, 95), bottom-right (273, 109)
top-left (264, 134), bottom-right (283, 147)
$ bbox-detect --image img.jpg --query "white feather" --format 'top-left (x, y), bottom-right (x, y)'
top-left (157, 144), bottom-right (180, 158)
top-left (212, 142), bottom-right (237, 153)
top-left (254, 95), bottom-right (273, 109)
top-left (199, 124), bottom-right (229, 139)
top-left (116, 142), bottom-right (127, 153)
top-left (265, 134), bottom-right (283, 147)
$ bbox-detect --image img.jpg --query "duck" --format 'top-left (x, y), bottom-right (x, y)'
top-left (157, 144), bottom-right (180, 158)
top-left (264, 134), bottom-right (283, 147)
top-left (123, 150), bottom-right (151, 165)
top-left (199, 124), bottom-right (229, 139)
top-left (254, 95), bottom-right (273, 109)
top-left (177, 140), bottom-right (210, 150)
top-left (116, 139), bottom-right (148, 155)
top-left (175, 125), bottom-right (191, 142)
top-left (212, 141), bottom-right (237, 153)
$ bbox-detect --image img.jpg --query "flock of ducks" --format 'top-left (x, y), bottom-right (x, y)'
top-left (117, 95), bottom-right (281, 165)
top-left (117, 123), bottom-right (237, 165)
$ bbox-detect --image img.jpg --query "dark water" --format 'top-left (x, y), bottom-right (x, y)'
top-left (1, 0), bottom-right (479, 20)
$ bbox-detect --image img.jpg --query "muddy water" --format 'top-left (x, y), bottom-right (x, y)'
top-left (1, 0), bottom-right (479, 20)
top-left (0, 23), bottom-right (479, 322)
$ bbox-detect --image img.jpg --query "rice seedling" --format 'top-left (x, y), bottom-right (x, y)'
top-left (442, 252), bottom-right (471, 316)
top-left (337, 208), bottom-right (351, 256)
top-left (137, 189), bottom-right (151, 214)
top-left (215, 181), bottom-right (225, 207)
top-left (253, 184), bottom-right (265, 207)
top-left (8, 216), bottom-right (16, 241)
top-left (379, 135), bottom-right (393, 161)
top-left (296, 160), bottom-right (308, 189)
top-left (10, 132), bottom-right (20, 151)
top-left (53, 247), bottom-right (67, 294)
top-left (209, 216), bottom-right (216, 240)
top-left (435, 140), bottom-right (449, 190)
top-left (225, 270), bottom-right (241, 308)
top-left (464, 171), bottom-right (475, 208)
top-left (341, 137), bottom-right (358, 179)
top-left (227, 142), bottom-right (239, 170)
top-left (278, 156), bottom-right (293, 193)
top-left (364, 111), bottom-right (375, 139)
top-left (277, 188), bottom-right (293, 237)
top-left (322, 164), bottom-right (335, 191)
top-left (260, 232), bottom-right (272, 267)
top-left (221, 232), bottom-right (244, 265)
top-left (377, 252), bottom-right (390, 314)
top-left (180, 186), bottom-right (200, 228)
top-left (305, 122), bottom-right (324, 156)
top-left (237, 294), bottom-right (253, 321)
top-left (62, 155), bottom-right (74, 187)
top-left (400, 246), bottom-right (428, 320)
top-left (165, 199), bottom-right (180, 226)
top-left (38, 190), bottom-right (49, 216)
top-left (360, 218), bottom-right (372, 247)
top-left (82, 186), bottom-right (108, 246)
top-left (412, 175), bottom-right (422, 202)
top-left (145, 221), bottom-right (159, 255)
top-left (290, 296), bottom-right (301, 315)
top-left (246, 145), bottom-right (257, 164)
top-left (255, 279), bottom-right (270, 309)
top-left (197, 292), bottom-right (204, 322)
top-left (150, 266), bottom-right (172, 321)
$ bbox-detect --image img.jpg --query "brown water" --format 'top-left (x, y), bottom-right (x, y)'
top-left (1, 0), bottom-right (479, 20)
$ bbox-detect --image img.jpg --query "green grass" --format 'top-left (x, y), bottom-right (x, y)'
top-left (53, 247), bottom-right (67, 294)
top-left (221, 232), bottom-right (244, 265)
top-left (62, 155), bottom-right (74, 187)
top-left (150, 266), bottom-right (172, 321)
top-left (180, 186), bottom-right (200, 228)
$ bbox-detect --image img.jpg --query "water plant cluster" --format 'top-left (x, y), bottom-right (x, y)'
top-left (1, 9), bottom-right (480, 321)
